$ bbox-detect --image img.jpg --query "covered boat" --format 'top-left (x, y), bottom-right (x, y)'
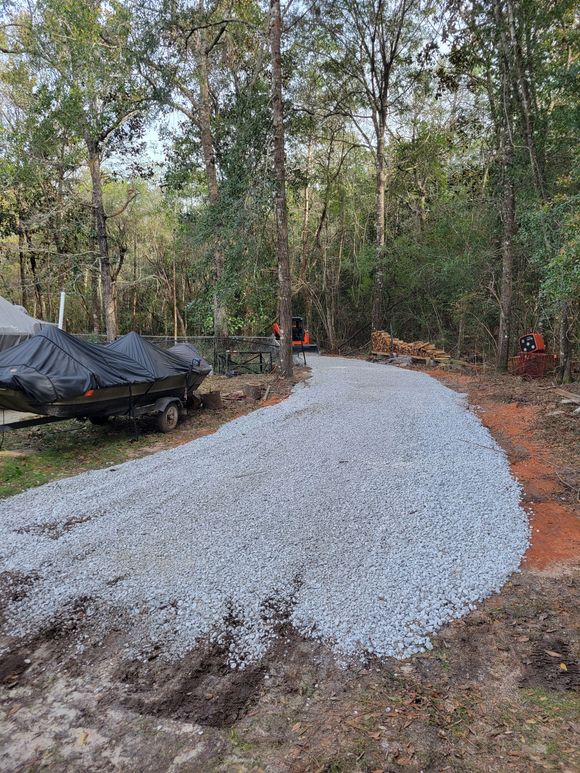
top-left (107, 333), bottom-right (211, 404)
top-left (167, 341), bottom-right (211, 372)
top-left (0, 327), bottom-right (210, 421)
top-left (108, 333), bottom-right (210, 378)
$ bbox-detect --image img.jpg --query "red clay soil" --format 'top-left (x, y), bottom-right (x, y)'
top-left (425, 369), bottom-right (580, 571)
top-left (484, 402), bottom-right (579, 569)
top-left (260, 394), bottom-right (287, 407)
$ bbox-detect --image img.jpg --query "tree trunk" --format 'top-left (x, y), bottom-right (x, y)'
top-left (90, 266), bottom-right (100, 334)
top-left (132, 235), bottom-right (138, 329)
top-left (558, 300), bottom-right (572, 384)
top-left (416, 178), bottom-right (427, 232)
top-left (172, 257), bottom-right (178, 343)
top-left (326, 229), bottom-right (344, 352)
top-left (504, 0), bottom-right (546, 200)
top-left (196, 31), bottom-right (227, 337)
top-left (86, 138), bottom-right (117, 341)
top-left (299, 137), bottom-right (312, 287)
top-left (371, 120), bottom-right (387, 330)
top-left (269, 0), bottom-right (293, 378)
top-left (493, 0), bottom-right (516, 372)
top-left (17, 221), bottom-right (28, 309)
top-left (25, 230), bottom-right (44, 318)
top-left (456, 312), bottom-right (465, 359)
top-left (198, 46), bottom-right (219, 204)
top-left (496, 158), bottom-right (515, 371)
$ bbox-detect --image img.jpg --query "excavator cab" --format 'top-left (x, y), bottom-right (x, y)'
top-left (292, 317), bottom-right (305, 343)
top-left (272, 316), bottom-right (318, 352)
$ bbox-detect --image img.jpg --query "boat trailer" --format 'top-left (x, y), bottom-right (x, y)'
top-left (1, 395), bottom-right (188, 435)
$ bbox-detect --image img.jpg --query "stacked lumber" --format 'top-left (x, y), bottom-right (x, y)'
top-left (371, 331), bottom-right (450, 361)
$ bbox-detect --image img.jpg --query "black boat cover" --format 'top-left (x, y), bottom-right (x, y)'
top-left (0, 326), bottom-right (154, 403)
top-left (168, 342), bottom-right (211, 373)
top-left (108, 333), bottom-right (211, 377)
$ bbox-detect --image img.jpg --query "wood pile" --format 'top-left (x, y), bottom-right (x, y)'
top-left (553, 388), bottom-right (580, 416)
top-left (371, 331), bottom-right (450, 362)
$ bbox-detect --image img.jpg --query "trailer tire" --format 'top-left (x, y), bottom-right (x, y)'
top-left (157, 402), bottom-right (180, 433)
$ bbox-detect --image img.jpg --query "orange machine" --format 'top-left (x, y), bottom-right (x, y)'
top-left (513, 332), bottom-right (557, 378)
top-left (519, 332), bottom-right (546, 353)
top-left (272, 316), bottom-right (318, 352)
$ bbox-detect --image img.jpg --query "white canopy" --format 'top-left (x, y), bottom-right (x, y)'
top-left (0, 295), bottom-right (49, 351)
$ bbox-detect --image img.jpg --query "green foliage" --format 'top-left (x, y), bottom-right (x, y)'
top-left (520, 193), bottom-right (580, 305)
top-left (28, 0), bottom-right (149, 151)
top-left (0, 0), bottom-right (576, 366)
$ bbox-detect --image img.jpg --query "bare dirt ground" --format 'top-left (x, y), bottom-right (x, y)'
top-left (0, 365), bottom-right (578, 772)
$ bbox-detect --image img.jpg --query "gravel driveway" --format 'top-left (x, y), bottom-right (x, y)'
top-left (0, 356), bottom-right (529, 664)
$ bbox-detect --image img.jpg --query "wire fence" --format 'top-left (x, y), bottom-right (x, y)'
top-left (77, 334), bottom-right (280, 374)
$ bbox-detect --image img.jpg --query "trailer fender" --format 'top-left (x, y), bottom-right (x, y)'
top-left (152, 396), bottom-right (183, 415)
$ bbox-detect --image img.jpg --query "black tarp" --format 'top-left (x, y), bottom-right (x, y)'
top-left (108, 333), bottom-right (211, 377)
top-left (0, 326), bottom-right (154, 403)
top-left (168, 342), bottom-right (211, 373)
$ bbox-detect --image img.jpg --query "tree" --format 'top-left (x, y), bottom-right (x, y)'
top-left (0, 0), bottom-right (576, 379)
top-left (0, 46), bottom-right (84, 319)
top-left (492, 0), bottom-right (517, 371)
top-left (138, 0), bottom-right (277, 337)
top-left (269, 0), bottom-right (292, 377)
top-left (447, 0), bottom-right (578, 376)
top-left (315, 0), bottom-right (421, 331)
top-left (21, 0), bottom-right (149, 340)
top-left (137, 0), bottom-right (229, 335)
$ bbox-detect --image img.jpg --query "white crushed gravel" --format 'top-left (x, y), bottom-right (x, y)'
top-left (0, 356), bottom-right (529, 664)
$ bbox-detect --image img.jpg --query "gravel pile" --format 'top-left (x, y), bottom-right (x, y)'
top-left (0, 357), bottom-right (529, 664)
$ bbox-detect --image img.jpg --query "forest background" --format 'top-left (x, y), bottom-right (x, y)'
top-left (0, 0), bottom-right (577, 379)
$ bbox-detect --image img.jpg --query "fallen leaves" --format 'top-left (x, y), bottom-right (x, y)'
top-left (291, 721), bottom-right (306, 737)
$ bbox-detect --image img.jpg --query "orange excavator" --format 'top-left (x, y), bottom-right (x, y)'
top-left (272, 316), bottom-right (318, 352)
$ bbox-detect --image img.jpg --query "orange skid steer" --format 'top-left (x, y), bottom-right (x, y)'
top-left (272, 316), bottom-right (318, 353)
